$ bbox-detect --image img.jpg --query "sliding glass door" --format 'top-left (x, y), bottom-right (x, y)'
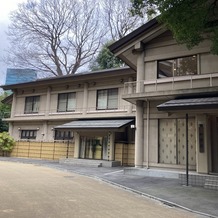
top-left (79, 136), bottom-right (108, 160)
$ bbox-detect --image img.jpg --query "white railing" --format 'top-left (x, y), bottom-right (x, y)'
top-left (123, 72), bottom-right (218, 95)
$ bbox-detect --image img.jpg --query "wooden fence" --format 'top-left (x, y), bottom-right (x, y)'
top-left (115, 143), bottom-right (135, 166)
top-left (9, 140), bottom-right (74, 160)
top-left (1, 141), bottom-right (134, 166)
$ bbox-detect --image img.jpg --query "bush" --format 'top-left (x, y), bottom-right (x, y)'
top-left (0, 132), bottom-right (15, 156)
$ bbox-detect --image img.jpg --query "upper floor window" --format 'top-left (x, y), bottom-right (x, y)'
top-left (57, 92), bottom-right (76, 112)
top-left (97, 88), bottom-right (118, 110)
top-left (24, 96), bottom-right (40, 114)
top-left (158, 55), bottom-right (197, 78)
top-left (21, 130), bottom-right (37, 139)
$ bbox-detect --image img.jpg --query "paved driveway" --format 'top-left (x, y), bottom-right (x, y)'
top-left (0, 161), bottom-right (204, 218)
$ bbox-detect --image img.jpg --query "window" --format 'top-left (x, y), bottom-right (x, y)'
top-left (97, 88), bottom-right (118, 110)
top-left (55, 130), bottom-right (73, 140)
top-left (24, 96), bottom-right (40, 114)
top-left (21, 130), bottom-right (37, 139)
top-left (57, 92), bottom-right (76, 112)
top-left (158, 55), bottom-right (197, 78)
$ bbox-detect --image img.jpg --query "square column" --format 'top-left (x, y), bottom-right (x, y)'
top-left (135, 100), bottom-right (144, 167)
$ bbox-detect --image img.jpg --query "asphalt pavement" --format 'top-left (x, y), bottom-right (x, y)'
top-left (0, 157), bottom-right (217, 218)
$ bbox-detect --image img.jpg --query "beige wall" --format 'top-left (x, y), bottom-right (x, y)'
top-left (200, 53), bottom-right (218, 74)
top-left (6, 70), bottom-right (136, 143)
top-left (143, 31), bottom-right (218, 81)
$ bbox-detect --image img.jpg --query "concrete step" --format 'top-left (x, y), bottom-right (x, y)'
top-left (59, 158), bottom-right (121, 167)
top-left (124, 168), bottom-right (180, 179)
top-left (204, 178), bottom-right (218, 190)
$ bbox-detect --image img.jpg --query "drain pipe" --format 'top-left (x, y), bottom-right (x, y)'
top-left (146, 100), bottom-right (150, 169)
top-left (186, 113), bottom-right (189, 186)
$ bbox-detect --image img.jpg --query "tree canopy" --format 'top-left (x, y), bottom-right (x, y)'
top-left (130, 0), bottom-right (218, 54)
top-left (90, 42), bottom-right (124, 71)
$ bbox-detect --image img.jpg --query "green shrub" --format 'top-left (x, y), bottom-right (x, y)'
top-left (0, 132), bottom-right (15, 155)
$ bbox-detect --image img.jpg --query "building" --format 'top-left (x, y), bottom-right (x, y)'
top-left (1, 18), bottom-right (218, 184)
top-left (5, 68), bottom-right (37, 85)
top-left (1, 67), bottom-right (136, 166)
top-left (109, 18), bottom-right (218, 177)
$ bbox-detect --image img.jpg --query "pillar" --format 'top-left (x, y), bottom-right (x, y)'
top-left (135, 42), bottom-right (145, 93)
top-left (108, 132), bottom-right (115, 161)
top-left (42, 121), bottom-right (48, 141)
top-left (11, 90), bottom-right (17, 118)
top-left (135, 100), bottom-right (144, 167)
top-left (196, 114), bottom-right (209, 173)
top-left (83, 83), bottom-right (88, 115)
top-left (74, 132), bottom-right (80, 158)
top-left (45, 87), bottom-right (51, 117)
top-left (127, 77), bottom-right (133, 114)
top-left (134, 43), bottom-right (145, 167)
top-left (8, 122), bottom-right (13, 137)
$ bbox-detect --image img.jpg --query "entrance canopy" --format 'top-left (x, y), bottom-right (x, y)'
top-left (157, 97), bottom-right (218, 111)
top-left (55, 119), bottom-right (134, 130)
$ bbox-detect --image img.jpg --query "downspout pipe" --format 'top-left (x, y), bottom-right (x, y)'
top-left (186, 113), bottom-right (189, 186)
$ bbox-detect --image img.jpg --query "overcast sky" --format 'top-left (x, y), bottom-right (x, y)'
top-left (0, 0), bottom-right (27, 86)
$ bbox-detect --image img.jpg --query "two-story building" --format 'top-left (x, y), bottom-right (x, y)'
top-left (1, 67), bottom-right (136, 165)
top-left (2, 17), bottom-right (218, 182)
top-left (109, 18), bottom-right (218, 177)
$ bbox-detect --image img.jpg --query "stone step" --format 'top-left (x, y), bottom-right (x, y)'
top-left (124, 168), bottom-right (180, 179)
top-left (59, 158), bottom-right (121, 167)
top-left (204, 178), bottom-right (218, 190)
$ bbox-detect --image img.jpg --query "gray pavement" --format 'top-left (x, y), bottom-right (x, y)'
top-left (0, 161), bottom-right (204, 218)
top-left (0, 157), bottom-right (218, 218)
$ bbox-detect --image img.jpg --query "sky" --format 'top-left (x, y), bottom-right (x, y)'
top-left (0, 0), bottom-right (27, 86)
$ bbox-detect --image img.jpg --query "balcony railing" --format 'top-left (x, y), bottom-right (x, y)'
top-left (123, 72), bottom-right (218, 95)
top-left (2, 105), bottom-right (136, 119)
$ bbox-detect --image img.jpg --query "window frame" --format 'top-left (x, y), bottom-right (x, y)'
top-left (96, 88), bottom-right (118, 110)
top-left (57, 92), bottom-right (76, 112)
top-left (54, 130), bottom-right (73, 140)
top-left (24, 96), bottom-right (40, 114)
top-left (20, 130), bottom-right (37, 139)
top-left (157, 55), bottom-right (198, 78)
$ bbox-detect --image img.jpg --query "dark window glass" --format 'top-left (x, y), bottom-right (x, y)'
top-left (24, 96), bottom-right (40, 114)
top-left (97, 88), bottom-right (118, 110)
top-left (21, 130), bottom-right (37, 139)
top-left (57, 92), bottom-right (76, 112)
top-left (158, 56), bottom-right (197, 78)
top-left (55, 130), bottom-right (73, 140)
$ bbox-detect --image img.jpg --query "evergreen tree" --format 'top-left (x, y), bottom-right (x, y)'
top-left (130, 0), bottom-right (218, 54)
top-left (90, 42), bottom-right (124, 71)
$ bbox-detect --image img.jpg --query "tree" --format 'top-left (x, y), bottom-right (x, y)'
top-left (89, 42), bottom-right (124, 71)
top-left (130, 0), bottom-right (218, 54)
top-left (0, 93), bottom-right (11, 132)
top-left (89, 0), bottom-right (147, 71)
top-left (102, 0), bottom-right (147, 41)
top-left (6, 0), bottom-right (105, 77)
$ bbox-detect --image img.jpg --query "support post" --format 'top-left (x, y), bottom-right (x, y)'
top-left (135, 100), bottom-right (144, 167)
top-left (186, 113), bottom-right (189, 186)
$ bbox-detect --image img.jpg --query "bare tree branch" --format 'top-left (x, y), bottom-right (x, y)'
top-left (6, 0), bottom-right (105, 77)
top-left (102, 0), bottom-right (147, 41)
